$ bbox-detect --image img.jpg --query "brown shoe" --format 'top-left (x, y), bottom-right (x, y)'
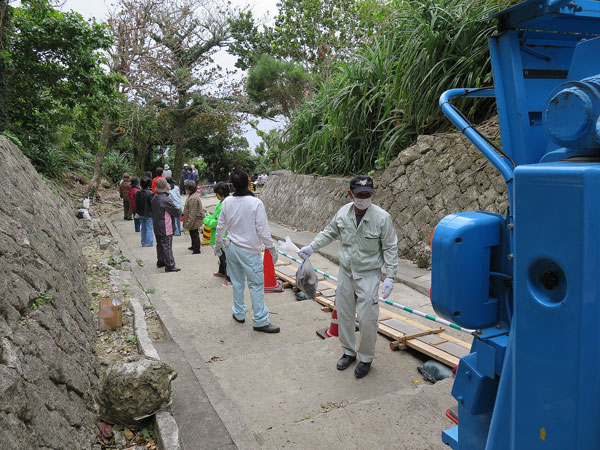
top-left (213, 272), bottom-right (226, 278)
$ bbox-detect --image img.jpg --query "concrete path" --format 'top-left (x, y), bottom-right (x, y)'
top-left (108, 195), bottom-right (460, 449)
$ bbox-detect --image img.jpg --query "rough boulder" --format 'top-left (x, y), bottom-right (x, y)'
top-left (98, 357), bottom-right (177, 425)
top-left (0, 136), bottom-right (100, 449)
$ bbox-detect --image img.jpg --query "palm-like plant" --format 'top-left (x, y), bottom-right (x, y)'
top-left (284, 0), bottom-right (516, 176)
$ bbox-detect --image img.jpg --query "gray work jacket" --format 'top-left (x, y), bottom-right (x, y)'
top-left (310, 202), bottom-right (398, 280)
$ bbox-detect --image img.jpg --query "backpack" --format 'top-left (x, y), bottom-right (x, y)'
top-left (135, 189), bottom-right (152, 217)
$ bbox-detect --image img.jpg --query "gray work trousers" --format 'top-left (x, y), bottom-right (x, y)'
top-left (156, 235), bottom-right (175, 269)
top-left (336, 270), bottom-right (380, 363)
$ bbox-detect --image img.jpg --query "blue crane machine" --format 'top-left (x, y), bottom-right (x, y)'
top-left (431, 1), bottom-right (600, 448)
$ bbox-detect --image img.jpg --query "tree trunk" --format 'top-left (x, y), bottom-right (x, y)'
top-left (173, 120), bottom-right (185, 178)
top-left (87, 118), bottom-right (113, 199)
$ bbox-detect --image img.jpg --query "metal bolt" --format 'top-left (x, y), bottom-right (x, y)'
top-left (508, 223), bottom-right (514, 230)
top-left (457, 395), bottom-right (464, 404)
top-left (507, 253), bottom-right (514, 261)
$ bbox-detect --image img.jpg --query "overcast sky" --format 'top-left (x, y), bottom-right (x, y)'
top-left (57, 0), bottom-right (282, 148)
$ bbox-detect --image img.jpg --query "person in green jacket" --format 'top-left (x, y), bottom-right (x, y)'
top-left (203, 182), bottom-right (231, 284)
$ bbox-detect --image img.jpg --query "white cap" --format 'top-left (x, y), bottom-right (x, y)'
top-left (191, 164), bottom-right (196, 169)
top-left (164, 164), bottom-right (170, 169)
top-left (184, 163), bottom-right (189, 167)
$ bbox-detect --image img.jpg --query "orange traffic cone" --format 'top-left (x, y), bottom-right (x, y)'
top-left (316, 304), bottom-right (339, 339)
top-left (202, 225), bottom-right (211, 245)
top-left (263, 248), bottom-right (283, 293)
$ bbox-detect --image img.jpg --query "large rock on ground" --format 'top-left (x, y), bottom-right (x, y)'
top-left (0, 136), bottom-right (100, 449)
top-left (98, 358), bottom-right (177, 425)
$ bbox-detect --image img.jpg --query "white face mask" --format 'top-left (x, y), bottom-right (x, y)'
top-left (353, 196), bottom-right (372, 210)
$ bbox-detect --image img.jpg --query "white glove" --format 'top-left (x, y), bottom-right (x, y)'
top-left (267, 247), bottom-right (278, 265)
top-left (298, 245), bottom-right (314, 260)
top-left (381, 278), bottom-right (394, 299)
top-left (214, 241), bottom-right (223, 257)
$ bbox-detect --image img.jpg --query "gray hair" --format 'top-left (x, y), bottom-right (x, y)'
top-left (184, 179), bottom-right (197, 193)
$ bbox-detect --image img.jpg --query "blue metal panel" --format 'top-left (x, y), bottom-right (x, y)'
top-left (568, 36), bottom-right (600, 81)
top-left (433, 2), bottom-right (600, 448)
top-left (475, 340), bottom-right (496, 380)
top-left (442, 426), bottom-right (459, 450)
top-left (431, 212), bottom-right (502, 329)
top-left (489, 30), bottom-right (582, 165)
top-left (506, 162), bottom-right (600, 448)
top-left (453, 354), bottom-right (498, 416)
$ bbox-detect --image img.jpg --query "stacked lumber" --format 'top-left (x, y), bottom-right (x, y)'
top-left (274, 261), bottom-right (470, 367)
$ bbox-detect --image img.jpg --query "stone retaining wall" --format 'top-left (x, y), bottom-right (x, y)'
top-left (0, 137), bottom-right (99, 449)
top-left (261, 123), bottom-right (508, 266)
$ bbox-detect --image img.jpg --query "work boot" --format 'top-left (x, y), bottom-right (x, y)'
top-left (354, 361), bottom-right (371, 378)
top-left (232, 313), bottom-right (245, 323)
top-left (165, 266), bottom-right (181, 273)
top-left (253, 323), bottom-right (280, 333)
top-left (336, 354), bottom-right (356, 370)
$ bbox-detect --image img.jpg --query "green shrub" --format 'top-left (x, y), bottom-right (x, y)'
top-left (103, 150), bottom-right (134, 183)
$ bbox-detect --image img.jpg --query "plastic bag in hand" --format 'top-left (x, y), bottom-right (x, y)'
top-left (277, 236), bottom-right (300, 254)
top-left (296, 258), bottom-right (318, 300)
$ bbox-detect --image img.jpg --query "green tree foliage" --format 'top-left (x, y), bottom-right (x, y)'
top-left (247, 55), bottom-right (315, 119)
top-left (1, 0), bottom-right (117, 177)
top-left (119, 0), bottom-right (240, 177)
top-left (229, 0), bottom-right (383, 74)
top-left (253, 127), bottom-right (285, 172)
top-left (284, 0), bottom-right (514, 175)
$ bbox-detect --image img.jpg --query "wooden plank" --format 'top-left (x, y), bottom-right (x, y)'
top-left (397, 328), bottom-right (444, 343)
top-left (379, 306), bottom-right (471, 349)
top-left (406, 339), bottom-right (460, 367)
top-left (417, 334), bottom-right (448, 346)
top-left (318, 281), bottom-right (337, 291)
top-left (277, 266), bottom-right (297, 278)
top-left (315, 296), bottom-right (334, 309)
top-left (319, 288), bottom-right (336, 298)
top-left (435, 341), bottom-right (470, 358)
top-left (378, 322), bottom-right (403, 341)
top-left (378, 318), bottom-right (422, 335)
top-left (276, 259), bottom-right (469, 366)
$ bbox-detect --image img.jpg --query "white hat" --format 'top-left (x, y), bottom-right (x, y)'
top-left (184, 163), bottom-right (189, 167)
top-left (164, 164), bottom-right (170, 169)
top-left (191, 164), bottom-right (196, 169)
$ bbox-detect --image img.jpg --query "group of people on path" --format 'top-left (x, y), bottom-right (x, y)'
top-left (120, 165), bottom-right (398, 377)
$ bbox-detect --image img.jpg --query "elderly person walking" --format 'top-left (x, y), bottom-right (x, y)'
top-left (163, 164), bottom-right (172, 179)
top-left (119, 173), bottom-right (132, 220)
top-left (151, 178), bottom-right (181, 272)
top-left (215, 169), bottom-right (280, 333)
top-left (183, 180), bottom-right (204, 254)
top-left (298, 176), bottom-right (398, 378)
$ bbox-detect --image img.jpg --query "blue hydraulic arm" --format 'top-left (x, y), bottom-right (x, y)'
top-left (439, 89), bottom-right (513, 184)
top-left (431, 1), bottom-right (600, 449)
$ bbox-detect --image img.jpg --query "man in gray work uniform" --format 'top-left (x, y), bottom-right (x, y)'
top-left (298, 176), bottom-right (398, 378)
